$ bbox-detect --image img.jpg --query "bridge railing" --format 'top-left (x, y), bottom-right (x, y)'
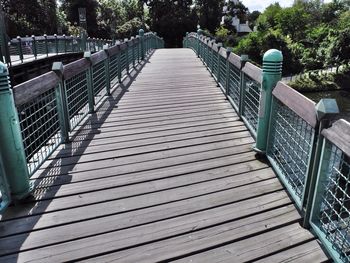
top-left (184, 31), bottom-right (350, 262)
top-left (2, 34), bottom-right (113, 66)
top-left (0, 31), bottom-right (164, 213)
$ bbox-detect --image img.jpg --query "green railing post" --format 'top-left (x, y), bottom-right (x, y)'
top-left (84, 51), bottom-right (95, 113)
top-left (103, 45), bottom-right (111, 96)
top-left (216, 43), bottom-right (223, 84)
top-left (0, 62), bottom-right (31, 199)
top-left (253, 49), bottom-right (283, 153)
top-left (225, 47), bottom-right (232, 98)
top-left (54, 34), bottom-right (59, 55)
top-left (197, 29), bottom-right (202, 57)
top-left (52, 62), bottom-right (70, 142)
top-left (32, 35), bottom-right (37, 59)
top-left (17, 36), bottom-right (23, 63)
top-left (44, 34), bottom-right (49, 57)
top-left (139, 29), bottom-right (145, 60)
top-left (130, 37), bottom-right (135, 68)
top-left (303, 99), bottom-right (339, 227)
top-left (238, 54), bottom-right (249, 117)
top-left (117, 44), bottom-right (122, 83)
top-left (63, 34), bottom-right (67, 53)
top-left (125, 38), bottom-right (130, 74)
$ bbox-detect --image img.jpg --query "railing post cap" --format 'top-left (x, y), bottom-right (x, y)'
top-left (197, 28), bottom-right (202, 35)
top-left (52, 62), bottom-right (64, 74)
top-left (103, 44), bottom-right (109, 50)
top-left (0, 62), bottom-right (8, 74)
top-left (139, 29), bottom-right (145, 36)
top-left (217, 43), bottom-right (223, 48)
top-left (240, 54), bottom-right (249, 61)
top-left (226, 47), bottom-right (233, 55)
top-left (31, 35), bottom-right (35, 38)
top-left (263, 49), bottom-right (283, 63)
top-left (315, 98), bottom-right (339, 121)
top-left (16, 36), bottom-right (21, 39)
top-left (84, 51), bottom-right (92, 59)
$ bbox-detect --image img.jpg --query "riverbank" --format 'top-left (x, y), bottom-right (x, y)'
top-left (289, 67), bottom-right (350, 92)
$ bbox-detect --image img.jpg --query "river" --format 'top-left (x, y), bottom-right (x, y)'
top-left (303, 90), bottom-right (350, 121)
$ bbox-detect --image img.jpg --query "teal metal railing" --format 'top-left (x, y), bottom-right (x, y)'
top-left (184, 31), bottom-right (349, 262)
top-left (2, 34), bottom-right (113, 66)
top-left (0, 30), bottom-right (164, 213)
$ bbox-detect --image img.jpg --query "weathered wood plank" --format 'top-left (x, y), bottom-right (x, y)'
top-left (76, 207), bottom-right (300, 263)
top-left (254, 240), bottom-right (329, 263)
top-left (242, 61), bottom-right (262, 83)
top-left (0, 180), bottom-right (285, 260)
top-left (63, 58), bottom-right (90, 79)
top-left (13, 71), bottom-right (59, 106)
top-left (90, 50), bottom-right (108, 65)
top-left (322, 119), bottom-right (350, 157)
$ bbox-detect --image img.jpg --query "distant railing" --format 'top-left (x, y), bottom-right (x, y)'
top-left (0, 30), bottom-right (164, 213)
top-left (1, 34), bottom-right (114, 66)
top-left (184, 31), bottom-right (349, 263)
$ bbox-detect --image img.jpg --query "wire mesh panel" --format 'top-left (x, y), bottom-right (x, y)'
top-left (17, 87), bottom-right (62, 175)
top-left (218, 55), bottom-right (226, 87)
top-left (311, 141), bottom-right (350, 263)
top-left (64, 70), bottom-right (89, 130)
top-left (0, 165), bottom-right (10, 213)
top-left (241, 73), bottom-right (261, 136)
top-left (92, 60), bottom-right (107, 104)
top-left (212, 53), bottom-right (219, 79)
top-left (267, 98), bottom-right (315, 206)
top-left (35, 39), bottom-right (47, 55)
top-left (57, 39), bottom-right (66, 53)
top-left (228, 63), bottom-right (241, 110)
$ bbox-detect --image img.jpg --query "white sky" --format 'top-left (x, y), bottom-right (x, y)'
top-left (241, 0), bottom-right (333, 12)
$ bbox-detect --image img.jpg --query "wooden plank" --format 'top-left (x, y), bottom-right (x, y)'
top-left (3, 154), bottom-right (264, 220)
top-left (0, 180), bottom-right (286, 261)
top-left (65, 206), bottom-right (300, 263)
top-left (52, 125), bottom-right (247, 158)
top-left (0, 164), bottom-right (275, 237)
top-left (90, 50), bottom-right (108, 65)
top-left (218, 47), bottom-right (227, 58)
top-left (63, 58), bottom-right (90, 79)
top-left (273, 81), bottom-right (317, 128)
top-left (242, 61), bottom-right (262, 83)
top-left (254, 240), bottom-right (329, 263)
top-left (172, 223), bottom-right (314, 263)
top-left (322, 119), bottom-right (350, 157)
top-left (13, 71), bottom-right (59, 106)
top-left (228, 52), bottom-right (241, 69)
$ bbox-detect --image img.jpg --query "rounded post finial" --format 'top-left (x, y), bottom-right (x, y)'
top-left (263, 49), bottom-right (283, 75)
top-left (139, 29), bottom-right (145, 37)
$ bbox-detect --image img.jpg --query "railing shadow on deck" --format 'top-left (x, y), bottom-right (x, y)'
top-left (0, 50), bottom-right (154, 259)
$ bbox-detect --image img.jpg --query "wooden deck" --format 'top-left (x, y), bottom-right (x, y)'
top-left (0, 49), bottom-right (329, 262)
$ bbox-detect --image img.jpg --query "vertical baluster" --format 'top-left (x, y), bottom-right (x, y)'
top-left (17, 36), bottom-right (23, 63)
top-left (83, 51), bottom-right (95, 113)
top-left (139, 29), bottom-right (145, 60)
top-left (103, 45), bottom-right (111, 96)
top-left (32, 35), bottom-right (37, 59)
top-left (52, 62), bottom-right (70, 142)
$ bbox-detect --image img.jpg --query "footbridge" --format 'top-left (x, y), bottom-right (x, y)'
top-left (0, 29), bottom-right (349, 262)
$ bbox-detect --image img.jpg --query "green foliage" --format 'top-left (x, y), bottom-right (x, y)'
top-left (1, 0), bottom-right (58, 37)
top-left (195, 0), bottom-right (223, 33)
top-left (116, 17), bottom-right (143, 39)
top-left (143, 0), bottom-right (197, 47)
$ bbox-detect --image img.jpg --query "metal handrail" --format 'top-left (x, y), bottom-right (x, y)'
top-left (184, 31), bottom-right (345, 263)
top-left (0, 30), bottom-right (164, 214)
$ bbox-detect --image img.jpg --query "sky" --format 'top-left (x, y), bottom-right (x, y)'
top-left (241, 0), bottom-right (332, 12)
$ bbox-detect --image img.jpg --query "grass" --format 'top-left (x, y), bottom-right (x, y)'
top-left (289, 66), bottom-right (350, 92)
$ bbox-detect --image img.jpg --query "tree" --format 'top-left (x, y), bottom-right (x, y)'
top-left (61, 0), bottom-right (99, 36)
top-left (143, 0), bottom-right (197, 47)
top-left (195, 0), bottom-right (223, 33)
top-left (1, 0), bottom-right (58, 37)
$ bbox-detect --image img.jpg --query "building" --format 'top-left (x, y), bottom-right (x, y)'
top-left (221, 0), bottom-right (252, 34)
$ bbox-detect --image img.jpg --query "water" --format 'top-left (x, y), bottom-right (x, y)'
top-left (303, 90), bottom-right (350, 121)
